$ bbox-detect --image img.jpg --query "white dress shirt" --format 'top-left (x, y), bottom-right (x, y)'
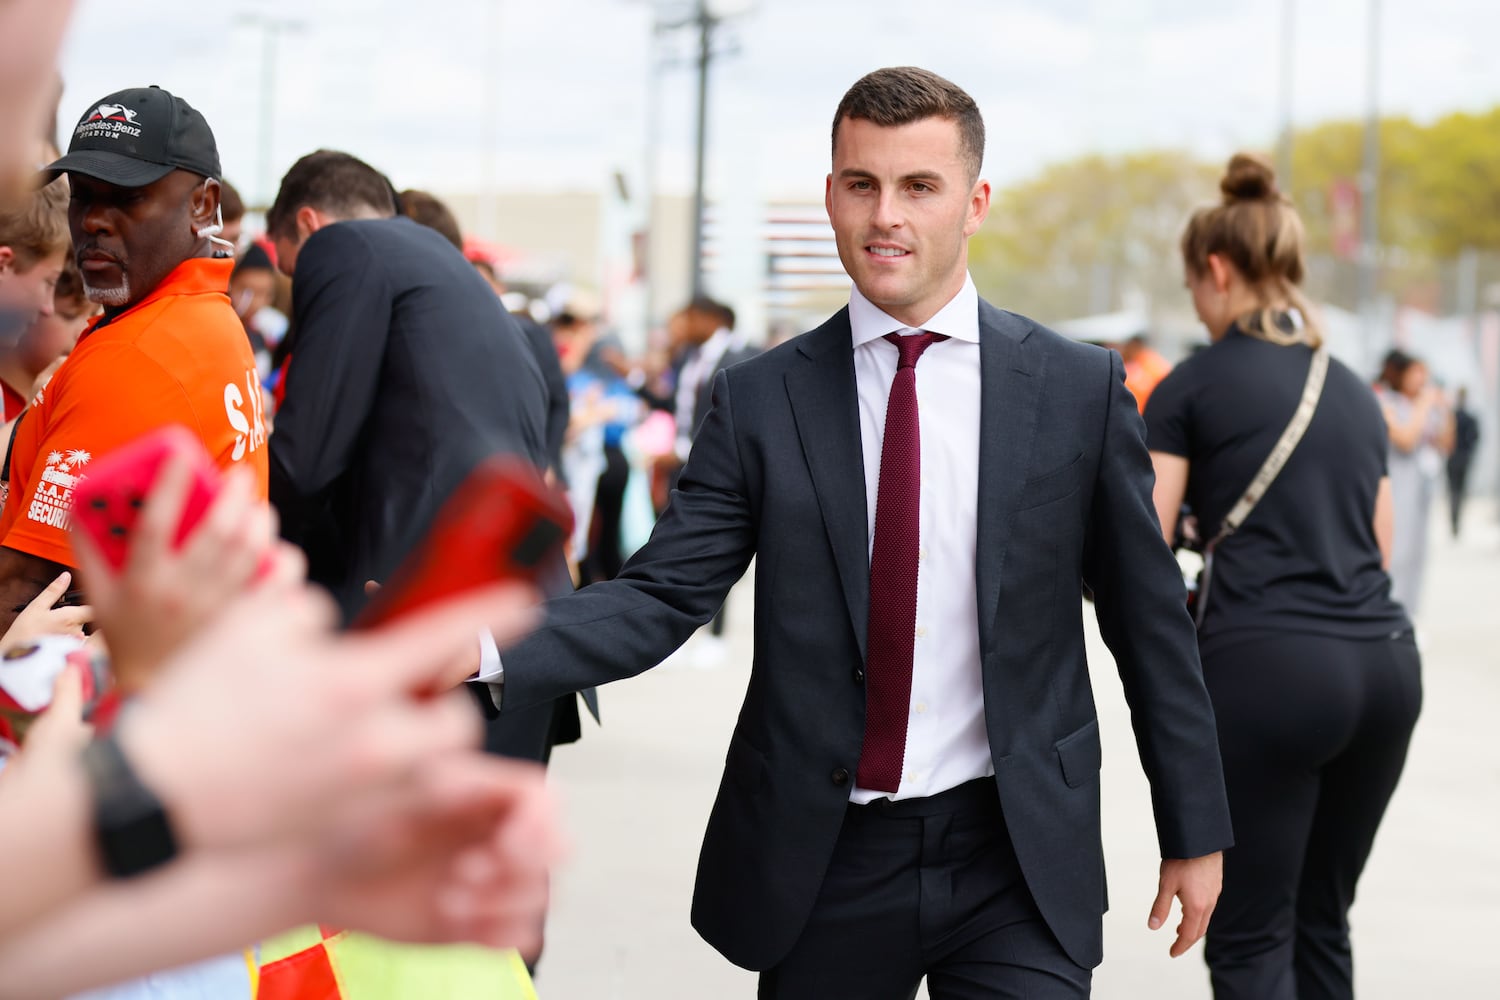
top-left (675, 326), bottom-right (743, 461)
top-left (848, 275), bottom-right (990, 804)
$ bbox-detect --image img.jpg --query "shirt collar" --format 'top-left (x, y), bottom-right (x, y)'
top-left (849, 273), bottom-right (980, 348)
top-left (84, 257), bottom-right (232, 338)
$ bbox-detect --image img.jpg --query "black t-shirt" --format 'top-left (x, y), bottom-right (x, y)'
top-left (1143, 326), bottom-right (1409, 652)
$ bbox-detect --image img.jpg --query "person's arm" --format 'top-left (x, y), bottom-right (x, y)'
top-left (1436, 405), bottom-right (1457, 456)
top-left (0, 731), bottom-right (102, 937)
top-left (1382, 394), bottom-right (1435, 453)
top-left (0, 753), bottom-right (560, 999)
top-left (268, 225), bottom-right (393, 548)
top-left (494, 367), bottom-right (757, 714)
top-left (0, 1), bottom-right (75, 200)
top-left (1374, 476), bottom-right (1395, 570)
top-left (1149, 452), bottom-right (1189, 544)
top-left (1082, 350), bottom-right (1231, 958)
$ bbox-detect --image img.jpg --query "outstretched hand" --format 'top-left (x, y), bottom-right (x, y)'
top-left (1149, 852), bottom-right (1222, 957)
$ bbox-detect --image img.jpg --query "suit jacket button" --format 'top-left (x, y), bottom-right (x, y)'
top-left (831, 768), bottom-right (850, 786)
top-left (853, 668), bottom-right (864, 683)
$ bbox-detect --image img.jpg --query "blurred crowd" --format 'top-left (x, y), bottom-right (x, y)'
top-left (0, 4), bottom-right (1485, 1000)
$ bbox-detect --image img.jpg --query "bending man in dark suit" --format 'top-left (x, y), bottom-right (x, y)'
top-left (479, 67), bottom-right (1231, 999)
top-left (263, 150), bottom-right (596, 769)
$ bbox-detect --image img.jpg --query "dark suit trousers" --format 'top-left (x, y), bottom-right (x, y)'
top-left (758, 779), bottom-right (1090, 1000)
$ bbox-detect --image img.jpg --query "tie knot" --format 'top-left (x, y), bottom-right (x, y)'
top-left (884, 331), bottom-right (948, 370)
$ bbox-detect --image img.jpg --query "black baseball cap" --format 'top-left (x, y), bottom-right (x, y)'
top-left (44, 85), bottom-right (221, 188)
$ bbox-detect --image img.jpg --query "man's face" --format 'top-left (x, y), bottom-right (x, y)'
top-left (69, 170), bottom-right (205, 311)
top-left (15, 291), bottom-right (92, 377)
top-left (0, 248), bottom-right (65, 328)
top-left (825, 115), bottom-right (989, 328)
top-left (272, 227), bottom-right (307, 279)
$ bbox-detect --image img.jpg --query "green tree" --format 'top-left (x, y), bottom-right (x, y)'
top-left (970, 151), bottom-right (1218, 325)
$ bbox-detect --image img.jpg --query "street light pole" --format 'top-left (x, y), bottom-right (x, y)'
top-left (689, 0), bottom-right (713, 297)
top-left (1358, 0), bottom-right (1382, 362)
top-left (239, 13), bottom-right (304, 208)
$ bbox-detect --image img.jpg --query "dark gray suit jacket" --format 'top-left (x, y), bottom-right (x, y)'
top-left (499, 300), bottom-right (1232, 971)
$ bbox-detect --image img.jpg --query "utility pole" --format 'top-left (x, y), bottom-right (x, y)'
top-left (688, 0), bottom-right (714, 297)
top-left (1358, 0), bottom-right (1383, 363)
top-left (478, 0), bottom-right (502, 243)
top-left (644, 0), bottom-right (752, 303)
top-left (238, 12), bottom-right (305, 208)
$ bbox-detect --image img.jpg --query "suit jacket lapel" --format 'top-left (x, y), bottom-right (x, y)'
top-left (785, 310), bottom-right (871, 659)
top-left (975, 300), bottom-right (1043, 650)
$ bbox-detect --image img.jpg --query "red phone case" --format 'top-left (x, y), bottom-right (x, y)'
top-left (354, 458), bottom-right (573, 629)
top-left (69, 426), bottom-right (221, 571)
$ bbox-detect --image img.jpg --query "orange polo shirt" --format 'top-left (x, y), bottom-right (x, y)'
top-left (0, 257), bottom-right (268, 567)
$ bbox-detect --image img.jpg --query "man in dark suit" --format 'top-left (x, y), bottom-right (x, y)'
top-left (1446, 386), bottom-right (1480, 537)
top-left (263, 149), bottom-right (595, 766)
top-left (480, 67), bottom-right (1230, 998)
top-left (666, 295), bottom-right (758, 661)
top-left (670, 296), bottom-right (759, 467)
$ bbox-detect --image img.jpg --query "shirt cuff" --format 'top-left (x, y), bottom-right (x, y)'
top-left (467, 629), bottom-right (503, 712)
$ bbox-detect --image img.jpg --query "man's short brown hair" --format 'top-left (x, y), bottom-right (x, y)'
top-left (0, 177), bottom-right (69, 268)
top-left (219, 178), bottom-right (245, 223)
top-left (265, 150), bottom-right (397, 237)
top-left (399, 189), bottom-right (464, 250)
top-left (831, 67), bottom-right (985, 182)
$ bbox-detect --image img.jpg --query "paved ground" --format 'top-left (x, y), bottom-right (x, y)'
top-left (534, 504), bottom-right (1500, 999)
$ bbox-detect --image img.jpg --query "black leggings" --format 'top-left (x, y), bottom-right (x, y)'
top-left (1202, 630), bottom-right (1421, 1000)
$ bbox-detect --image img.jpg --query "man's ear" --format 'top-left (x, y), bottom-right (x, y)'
top-left (190, 178), bottom-right (220, 232)
top-left (295, 205), bottom-right (327, 241)
top-left (0, 246), bottom-right (14, 273)
top-left (963, 178), bottom-right (992, 237)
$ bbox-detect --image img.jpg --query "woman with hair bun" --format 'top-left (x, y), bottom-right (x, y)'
top-left (1142, 153), bottom-right (1421, 1000)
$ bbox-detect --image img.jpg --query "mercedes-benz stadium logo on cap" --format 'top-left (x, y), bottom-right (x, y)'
top-left (88, 104), bottom-right (140, 124)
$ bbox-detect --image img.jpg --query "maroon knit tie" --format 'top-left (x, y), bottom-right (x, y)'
top-left (857, 331), bottom-right (947, 793)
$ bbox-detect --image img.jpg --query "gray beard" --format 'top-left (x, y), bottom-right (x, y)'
top-left (84, 276), bottom-right (130, 306)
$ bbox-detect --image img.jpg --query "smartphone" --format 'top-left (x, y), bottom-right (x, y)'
top-left (354, 458), bottom-right (572, 629)
top-left (69, 426), bottom-right (221, 572)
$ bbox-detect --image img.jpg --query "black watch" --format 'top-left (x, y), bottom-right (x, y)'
top-left (80, 731), bottom-right (179, 878)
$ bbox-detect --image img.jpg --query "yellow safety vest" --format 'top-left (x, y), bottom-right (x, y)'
top-left (255, 926), bottom-right (536, 1000)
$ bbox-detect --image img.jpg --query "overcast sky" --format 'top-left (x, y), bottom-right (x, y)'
top-left (56, 0), bottom-right (1500, 208)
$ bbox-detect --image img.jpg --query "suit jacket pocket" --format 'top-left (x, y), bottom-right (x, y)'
top-left (1055, 718), bottom-right (1102, 788)
top-left (724, 731), bottom-right (768, 793)
top-left (1017, 451), bottom-right (1085, 511)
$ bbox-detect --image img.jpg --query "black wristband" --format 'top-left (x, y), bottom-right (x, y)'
top-left (80, 732), bottom-right (179, 878)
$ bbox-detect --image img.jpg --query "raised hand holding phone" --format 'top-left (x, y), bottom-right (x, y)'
top-left (70, 426), bottom-right (281, 693)
top-left (355, 458), bottom-right (571, 630)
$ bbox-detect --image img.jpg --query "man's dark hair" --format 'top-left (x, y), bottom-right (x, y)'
top-left (689, 295), bottom-right (735, 331)
top-left (399, 189), bottom-right (464, 250)
top-left (831, 67), bottom-right (985, 182)
top-left (219, 178), bottom-right (245, 223)
top-left (265, 150), bottom-right (397, 237)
